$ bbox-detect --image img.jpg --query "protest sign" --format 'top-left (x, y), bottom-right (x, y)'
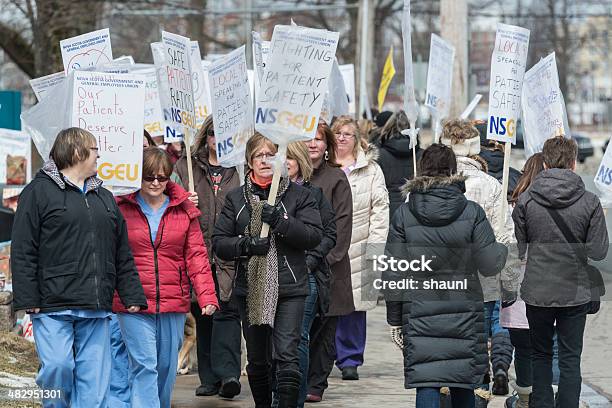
top-left (151, 42), bottom-right (182, 142)
top-left (521, 52), bottom-right (567, 157)
top-left (339, 64), bottom-right (356, 116)
top-left (191, 42), bottom-right (211, 127)
top-left (401, 0), bottom-right (419, 127)
top-left (71, 71), bottom-right (146, 188)
top-left (0, 129), bottom-right (31, 185)
top-left (60, 28), bottom-right (113, 74)
top-left (460, 94), bottom-right (483, 119)
top-left (131, 65), bottom-right (165, 138)
top-left (486, 23), bottom-right (530, 144)
top-left (252, 32), bottom-right (271, 84)
top-left (208, 45), bottom-right (253, 167)
top-left (595, 141), bottom-right (612, 208)
top-left (377, 46), bottom-right (395, 111)
top-left (425, 34), bottom-right (455, 141)
top-left (255, 25), bottom-right (339, 144)
top-left (321, 61), bottom-right (349, 122)
top-left (29, 72), bottom-right (66, 102)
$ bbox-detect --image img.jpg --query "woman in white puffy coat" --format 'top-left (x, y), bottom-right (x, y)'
top-left (332, 115), bottom-right (389, 380)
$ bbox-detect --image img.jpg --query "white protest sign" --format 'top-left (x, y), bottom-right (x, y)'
top-left (595, 141), bottom-right (612, 207)
top-left (339, 64), bottom-right (356, 116)
top-left (252, 32), bottom-right (270, 84)
top-left (71, 71), bottom-right (146, 188)
top-left (521, 53), bottom-right (567, 157)
top-left (208, 46), bottom-right (253, 167)
top-left (151, 42), bottom-right (182, 142)
top-left (60, 28), bottom-right (113, 74)
top-left (191, 42), bottom-right (211, 127)
top-left (486, 23), bottom-right (530, 144)
top-left (425, 34), bottom-right (455, 140)
top-left (402, 0), bottom-right (418, 125)
top-left (161, 31), bottom-right (197, 142)
top-left (255, 25), bottom-right (339, 144)
top-left (460, 94), bottom-right (483, 119)
top-left (29, 72), bottom-right (66, 102)
top-left (0, 129), bottom-right (31, 185)
top-left (132, 65), bottom-right (165, 138)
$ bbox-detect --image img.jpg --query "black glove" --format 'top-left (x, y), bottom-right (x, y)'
top-left (305, 255), bottom-right (319, 272)
top-left (261, 203), bottom-right (287, 229)
top-left (243, 237), bottom-right (270, 256)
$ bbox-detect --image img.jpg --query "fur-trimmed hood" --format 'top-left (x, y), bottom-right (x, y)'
top-left (401, 174), bottom-right (467, 196)
top-left (353, 143), bottom-right (380, 171)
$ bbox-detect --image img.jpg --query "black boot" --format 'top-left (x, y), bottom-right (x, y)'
top-left (248, 369), bottom-right (272, 408)
top-left (276, 369), bottom-right (302, 408)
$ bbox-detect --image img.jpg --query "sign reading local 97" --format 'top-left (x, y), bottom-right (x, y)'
top-left (71, 71), bottom-right (146, 188)
top-left (486, 23), bottom-right (530, 144)
top-left (255, 25), bottom-right (339, 144)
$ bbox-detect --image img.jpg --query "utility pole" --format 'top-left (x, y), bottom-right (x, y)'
top-left (357, 0), bottom-right (375, 119)
top-left (440, 0), bottom-right (468, 118)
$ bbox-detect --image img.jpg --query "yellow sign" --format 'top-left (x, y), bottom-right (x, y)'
top-left (378, 46), bottom-right (396, 111)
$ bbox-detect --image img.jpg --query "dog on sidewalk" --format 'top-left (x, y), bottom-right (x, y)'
top-left (177, 312), bottom-right (197, 375)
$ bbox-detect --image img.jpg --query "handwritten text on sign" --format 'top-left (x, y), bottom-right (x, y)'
top-left (71, 71), bottom-right (145, 188)
top-left (255, 25), bottom-right (339, 144)
top-left (162, 31), bottom-right (196, 133)
top-left (486, 23), bottom-right (530, 144)
top-left (209, 45), bottom-right (253, 167)
top-left (60, 28), bottom-right (113, 74)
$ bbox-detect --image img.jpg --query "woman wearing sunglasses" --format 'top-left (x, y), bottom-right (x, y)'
top-left (112, 147), bottom-right (219, 407)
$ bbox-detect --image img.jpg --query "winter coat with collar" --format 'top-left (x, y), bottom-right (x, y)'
top-left (303, 181), bottom-right (337, 315)
top-left (174, 151), bottom-right (240, 302)
top-left (376, 135), bottom-right (420, 219)
top-left (212, 178), bottom-right (323, 298)
top-left (346, 145), bottom-right (390, 311)
top-left (310, 161), bottom-right (355, 316)
top-left (11, 161), bottom-right (147, 313)
top-left (512, 168), bottom-right (609, 307)
top-left (384, 174), bottom-right (508, 389)
top-left (113, 181), bottom-right (218, 314)
top-left (457, 156), bottom-right (506, 302)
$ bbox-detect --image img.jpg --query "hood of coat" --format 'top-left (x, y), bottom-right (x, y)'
top-left (354, 144), bottom-right (380, 171)
top-left (479, 148), bottom-right (504, 175)
top-left (41, 159), bottom-right (103, 191)
top-left (380, 136), bottom-right (413, 159)
top-left (117, 180), bottom-right (200, 219)
top-left (402, 174), bottom-right (468, 227)
top-left (528, 168), bottom-right (585, 209)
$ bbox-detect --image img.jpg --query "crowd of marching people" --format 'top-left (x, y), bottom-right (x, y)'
top-left (10, 108), bottom-right (608, 408)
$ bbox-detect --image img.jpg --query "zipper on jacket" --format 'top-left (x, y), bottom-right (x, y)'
top-left (179, 267), bottom-right (184, 296)
top-left (84, 195), bottom-right (100, 309)
top-left (283, 256), bottom-right (298, 283)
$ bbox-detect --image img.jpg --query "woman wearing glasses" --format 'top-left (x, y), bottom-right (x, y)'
top-left (213, 133), bottom-right (323, 408)
top-left (332, 115), bottom-right (389, 381)
top-left (113, 147), bottom-right (218, 407)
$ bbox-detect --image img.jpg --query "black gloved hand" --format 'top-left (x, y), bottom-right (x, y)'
top-left (261, 203), bottom-right (286, 229)
top-left (246, 237), bottom-right (270, 256)
top-left (305, 255), bottom-right (319, 272)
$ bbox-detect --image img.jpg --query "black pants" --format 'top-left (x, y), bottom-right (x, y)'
top-left (307, 315), bottom-right (338, 396)
top-left (192, 267), bottom-right (242, 386)
top-left (526, 303), bottom-right (589, 408)
top-left (236, 294), bottom-right (306, 375)
top-left (508, 328), bottom-right (532, 388)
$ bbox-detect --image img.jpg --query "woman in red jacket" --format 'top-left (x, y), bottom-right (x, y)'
top-left (113, 147), bottom-right (218, 407)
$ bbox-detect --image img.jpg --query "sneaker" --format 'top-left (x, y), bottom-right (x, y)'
top-left (218, 377), bottom-right (241, 399)
top-left (305, 394), bottom-right (322, 403)
top-left (195, 383), bottom-right (220, 396)
top-left (475, 388), bottom-right (491, 408)
top-left (341, 366), bottom-right (359, 380)
top-left (492, 369), bottom-right (509, 395)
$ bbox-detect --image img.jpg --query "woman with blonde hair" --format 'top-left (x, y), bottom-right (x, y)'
top-left (332, 115), bottom-right (389, 381)
top-left (213, 133), bottom-right (323, 408)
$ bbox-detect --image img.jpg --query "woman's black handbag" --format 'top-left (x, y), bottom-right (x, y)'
top-left (546, 208), bottom-right (605, 314)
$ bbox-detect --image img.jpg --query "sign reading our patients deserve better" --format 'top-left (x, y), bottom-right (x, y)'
top-left (60, 28), bottom-right (113, 75)
top-left (71, 71), bottom-right (146, 188)
top-left (255, 25), bottom-right (339, 144)
top-left (161, 31), bottom-right (197, 142)
top-left (208, 45), bottom-right (253, 167)
top-left (486, 23), bottom-right (530, 144)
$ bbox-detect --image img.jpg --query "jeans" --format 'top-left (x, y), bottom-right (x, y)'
top-left (298, 275), bottom-right (318, 407)
top-left (509, 328), bottom-right (561, 387)
top-left (307, 316), bottom-right (338, 396)
top-left (32, 314), bottom-right (111, 408)
top-left (526, 303), bottom-right (589, 408)
top-left (117, 312), bottom-right (186, 408)
top-left (109, 315), bottom-right (130, 408)
top-left (484, 301), bottom-right (512, 386)
top-left (416, 387), bottom-right (475, 408)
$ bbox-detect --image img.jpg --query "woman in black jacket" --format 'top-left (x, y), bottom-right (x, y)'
top-left (11, 128), bottom-right (147, 408)
top-left (383, 144), bottom-right (507, 408)
top-left (285, 141), bottom-right (336, 408)
top-left (212, 133), bottom-right (323, 408)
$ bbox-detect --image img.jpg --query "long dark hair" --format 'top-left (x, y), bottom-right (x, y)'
top-left (418, 144), bottom-right (457, 177)
top-left (511, 152), bottom-right (545, 204)
top-left (317, 120), bottom-right (341, 167)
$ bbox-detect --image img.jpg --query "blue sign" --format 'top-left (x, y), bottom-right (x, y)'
top-left (0, 91), bottom-right (21, 130)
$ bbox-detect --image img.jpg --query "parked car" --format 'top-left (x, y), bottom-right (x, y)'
top-left (572, 134), bottom-right (594, 163)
